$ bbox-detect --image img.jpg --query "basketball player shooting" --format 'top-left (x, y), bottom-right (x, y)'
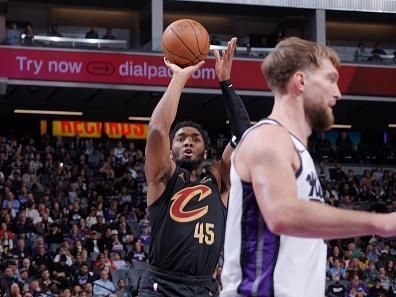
top-left (140, 37), bottom-right (250, 297)
top-left (220, 37), bottom-right (396, 297)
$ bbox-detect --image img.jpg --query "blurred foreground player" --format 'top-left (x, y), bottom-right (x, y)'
top-left (140, 38), bottom-right (250, 297)
top-left (221, 37), bottom-right (396, 297)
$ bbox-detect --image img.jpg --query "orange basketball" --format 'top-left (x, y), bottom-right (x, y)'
top-left (162, 19), bottom-right (210, 67)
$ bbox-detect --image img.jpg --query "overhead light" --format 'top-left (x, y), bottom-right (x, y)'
top-left (388, 124), bottom-right (396, 128)
top-left (331, 124), bottom-right (352, 129)
top-left (14, 109), bottom-right (83, 116)
top-left (128, 116), bottom-right (151, 121)
top-left (226, 120), bottom-right (257, 125)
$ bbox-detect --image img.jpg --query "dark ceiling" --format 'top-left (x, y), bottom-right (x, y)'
top-left (1, 84), bottom-right (396, 141)
top-left (8, 0), bottom-right (150, 9)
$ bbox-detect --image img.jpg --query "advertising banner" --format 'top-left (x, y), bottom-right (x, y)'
top-left (1, 46), bottom-right (395, 97)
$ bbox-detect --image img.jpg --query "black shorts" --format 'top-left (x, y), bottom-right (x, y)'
top-left (139, 265), bottom-right (219, 297)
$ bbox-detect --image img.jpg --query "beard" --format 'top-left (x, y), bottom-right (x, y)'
top-left (304, 96), bottom-right (334, 131)
top-left (175, 152), bottom-right (205, 171)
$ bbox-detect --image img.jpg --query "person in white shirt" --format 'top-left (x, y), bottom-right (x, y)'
top-left (93, 269), bottom-right (115, 297)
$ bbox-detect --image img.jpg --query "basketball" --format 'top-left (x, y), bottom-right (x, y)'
top-left (162, 19), bottom-right (210, 67)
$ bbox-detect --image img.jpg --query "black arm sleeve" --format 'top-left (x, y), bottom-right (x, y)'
top-left (220, 79), bottom-right (251, 147)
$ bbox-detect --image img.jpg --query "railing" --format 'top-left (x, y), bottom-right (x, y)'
top-left (15, 37), bottom-right (396, 65)
top-left (210, 44), bottom-right (272, 56)
top-left (21, 34), bottom-right (128, 49)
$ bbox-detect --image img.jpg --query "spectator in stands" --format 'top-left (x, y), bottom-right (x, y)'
top-left (328, 245), bottom-right (343, 267)
top-left (354, 43), bottom-right (368, 62)
top-left (315, 131), bottom-right (334, 161)
top-left (47, 25), bottom-right (63, 37)
top-left (102, 28), bottom-right (115, 40)
top-left (92, 269), bottom-right (115, 297)
top-left (128, 240), bottom-right (147, 263)
top-left (378, 266), bottom-right (391, 291)
top-left (215, 133), bottom-right (228, 159)
top-left (393, 50), bottom-right (396, 64)
top-left (6, 282), bottom-right (22, 297)
top-left (1, 266), bottom-right (18, 295)
top-left (336, 131), bottom-right (354, 161)
top-left (23, 25), bottom-right (35, 46)
top-left (5, 22), bottom-right (20, 45)
top-left (346, 274), bottom-right (368, 296)
top-left (210, 35), bottom-right (221, 45)
top-left (369, 278), bottom-right (388, 297)
top-left (328, 258), bottom-right (346, 279)
top-left (39, 267), bottom-right (55, 293)
top-left (330, 162), bottom-right (347, 182)
top-left (73, 263), bottom-right (93, 288)
top-left (385, 260), bottom-right (395, 278)
top-left (369, 43), bottom-right (387, 62)
top-left (255, 37), bottom-right (270, 57)
top-left (114, 279), bottom-right (130, 297)
top-left (12, 238), bottom-right (30, 259)
top-left (85, 27), bottom-right (99, 39)
top-left (327, 273), bottom-right (347, 297)
top-left (18, 268), bottom-right (30, 288)
top-left (52, 254), bottom-right (73, 289)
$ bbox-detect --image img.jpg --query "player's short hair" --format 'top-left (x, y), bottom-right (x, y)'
top-left (262, 37), bottom-right (340, 94)
top-left (169, 121), bottom-right (209, 150)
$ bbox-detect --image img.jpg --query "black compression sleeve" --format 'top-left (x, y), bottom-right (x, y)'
top-left (220, 79), bottom-right (251, 147)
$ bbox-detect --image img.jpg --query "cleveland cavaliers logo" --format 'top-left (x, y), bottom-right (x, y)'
top-left (170, 185), bottom-right (212, 223)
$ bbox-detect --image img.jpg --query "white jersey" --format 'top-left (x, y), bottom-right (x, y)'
top-left (221, 119), bottom-right (327, 297)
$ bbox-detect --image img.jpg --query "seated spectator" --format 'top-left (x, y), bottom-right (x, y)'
top-left (85, 27), bottom-right (99, 39)
top-left (354, 42), bottom-right (368, 62)
top-left (114, 279), bottom-right (130, 297)
top-left (326, 274), bottom-right (346, 297)
top-left (336, 131), bottom-right (354, 161)
top-left (346, 274), bottom-right (368, 296)
top-left (23, 25), bottom-right (35, 45)
top-left (102, 28), bottom-right (115, 40)
top-left (128, 240), bottom-right (147, 263)
top-left (315, 132), bottom-right (334, 161)
top-left (47, 25), bottom-right (63, 37)
top-left (110, 252), bottom-right (127, 270)
top-left (329, 162), bottom-right (347, 182)
top-left (52, 255), bottom-right (73, 289)
top-left (210, 35), bottom-right (221, 45)
top-left (378, 267), bottom-right (391, 291)
top-left (92, 269), bottom-right (115, 297)
top-left (329, 259), bottom-right (346, 279)
top-left (369, 43), bottom-right (386, 62)
top-left (73, 263), bottom-right (93, 288)
top-left (369, 278), bottom-right (388, 297)
top-left (5, 22), bottom-right (20, 45)
top-left (39, 267), bottom-right (55, 293)
top-left (109, 230), bottom-right (124, 254)
top-left (0, 266), bottom-right (18, 295)
top-left (6, 282), bottom-right (22, 297)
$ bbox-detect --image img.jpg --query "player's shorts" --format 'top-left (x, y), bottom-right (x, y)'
top-left (139, 265), bottom-right (219, 297)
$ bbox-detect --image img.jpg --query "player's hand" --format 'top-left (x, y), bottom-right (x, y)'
top-left (164, 57), bottom-right (205, 79)
top-left (214, 37), bottom-right (237, 82)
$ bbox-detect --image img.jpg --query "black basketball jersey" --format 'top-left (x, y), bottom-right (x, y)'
top-left (148, 165), bottom-right (226, 276)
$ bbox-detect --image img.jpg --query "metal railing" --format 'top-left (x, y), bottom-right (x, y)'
top-left (21, 34), bottom-right (128, 49)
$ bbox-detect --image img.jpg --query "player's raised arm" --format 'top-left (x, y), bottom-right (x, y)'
top-left (144, 59), bottom-right (205, 206)
top-left (212, 37), bottom-right (251, 196)
top-left (241, 125), bottom-right (396, 239)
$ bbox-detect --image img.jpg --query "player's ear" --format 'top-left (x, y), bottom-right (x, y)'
top-left (294, 71), bottom-right (305, 91)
